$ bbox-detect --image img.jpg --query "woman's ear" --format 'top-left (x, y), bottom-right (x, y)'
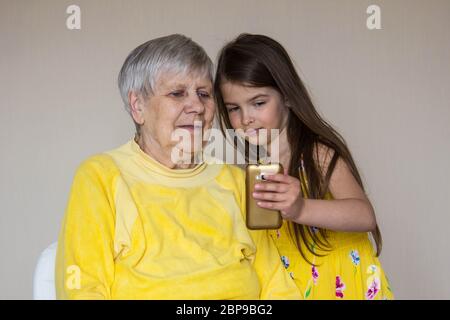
top-left (129, 91), bottom-right (145, 125)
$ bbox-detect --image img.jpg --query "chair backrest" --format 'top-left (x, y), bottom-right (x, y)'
top-left (33, 242), bottom-right (58, 300)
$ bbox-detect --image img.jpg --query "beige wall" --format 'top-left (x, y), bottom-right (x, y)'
top-left (1, 0), bottom-right (449, 299)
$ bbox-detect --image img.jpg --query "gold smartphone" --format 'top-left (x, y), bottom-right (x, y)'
top-left (245, 163), bottom-right (283, 230)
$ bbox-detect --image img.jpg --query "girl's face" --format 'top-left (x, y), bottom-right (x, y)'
top-left (220, 81), bottom-right (289, 146)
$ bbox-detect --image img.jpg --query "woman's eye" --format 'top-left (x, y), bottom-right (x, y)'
top-left (255, 101), bottom-right (266, 107)
top-left (198, 91), bottom-right (211, 98)
top-left (169, 91), bottom-right (184, 97)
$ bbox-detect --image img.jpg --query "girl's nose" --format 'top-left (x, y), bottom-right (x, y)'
top-left (241, 110), bottom-right (255, 126)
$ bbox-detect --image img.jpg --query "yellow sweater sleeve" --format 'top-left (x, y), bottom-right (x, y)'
top-left (237, 168), bottom-right (302, 300)
top-left (55, 156), bottom-right (117, 299)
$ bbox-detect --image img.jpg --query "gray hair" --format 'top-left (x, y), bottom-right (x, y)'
top-left (118, 34), bottom-right (213, 132)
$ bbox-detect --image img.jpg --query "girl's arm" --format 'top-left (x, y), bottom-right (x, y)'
top-left (252, 145), bottom-right (377, 232)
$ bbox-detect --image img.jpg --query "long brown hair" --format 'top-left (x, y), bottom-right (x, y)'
top-left (214, 33), bottom-right (382, 263)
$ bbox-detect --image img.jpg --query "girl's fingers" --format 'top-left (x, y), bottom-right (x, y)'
top-left (256, 201), bottom-right (284, 211)
top-left (263, 173), bottom-right (293, 184)
top-left (254, 182), bottom-right (289, 193)
top-left (253, 191), bottom-right (284, 202)
top-left (256, 201), bottom-right (275, 209)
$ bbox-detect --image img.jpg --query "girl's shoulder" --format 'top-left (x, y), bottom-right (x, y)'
top-left (311, 142), bottom-right (337, 175)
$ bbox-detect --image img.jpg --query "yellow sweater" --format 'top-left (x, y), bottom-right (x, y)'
top-left (56, 139), bottom-right (301, 299)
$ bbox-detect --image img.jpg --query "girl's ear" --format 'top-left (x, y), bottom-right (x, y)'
top-left (129, 91), bottom-right (145, 125)
top-left (284, 96), bottom-right (291, 109)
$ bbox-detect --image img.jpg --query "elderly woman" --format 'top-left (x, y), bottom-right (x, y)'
top-left (55, 34), bottom-right (300, 299)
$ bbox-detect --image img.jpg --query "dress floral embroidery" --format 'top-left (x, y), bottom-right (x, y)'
top-left (310, 226), bottom-right (319, 234)
top-left (366, 278), bottom-right (381, 300)
top-left (336, 276), bottom-right (345, 298)
top-left (281, 255), bottom-right (290, 269)
top-left (312, 265), bottom-right (319, 284)
top-left (350, 250), bottom-right (360, 266)
top-left (270, 216), bottom-right (394, 299)
top-left (366, 265), bottom-right (381, 300)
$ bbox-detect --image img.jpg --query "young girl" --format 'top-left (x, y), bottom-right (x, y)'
top-left (214, 34), bottom-right (394, 300)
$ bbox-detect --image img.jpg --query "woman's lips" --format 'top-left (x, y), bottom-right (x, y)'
top-left (177, 125), bottom-right (202, 133)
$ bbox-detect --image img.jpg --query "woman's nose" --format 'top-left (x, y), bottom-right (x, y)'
top-left (184, 94), bottom-right (205, 114)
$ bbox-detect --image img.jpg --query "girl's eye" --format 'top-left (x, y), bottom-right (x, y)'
top-left (255, 101), bottom-right (266, 107)
top-left (227, 106), bottom-right (239, 113)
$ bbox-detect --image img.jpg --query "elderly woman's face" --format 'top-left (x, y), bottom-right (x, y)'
top-left (133, 71), bottom-right (215, 162)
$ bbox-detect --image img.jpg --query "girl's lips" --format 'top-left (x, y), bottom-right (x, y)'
top-left (246, 128), bottom-right (262, 136)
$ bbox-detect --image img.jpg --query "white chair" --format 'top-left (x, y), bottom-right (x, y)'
top-left (33, 242), bottom-right (58, 300)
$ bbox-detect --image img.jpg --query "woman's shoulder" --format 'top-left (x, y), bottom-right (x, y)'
top-left (219, 163), bottom-right (245, 180)
top-left (212, 163), bottom-right (246, 189)
top-left (74, 153), bottom-right (120, 181)
top-left (224, 163), bottom-right (245, 173)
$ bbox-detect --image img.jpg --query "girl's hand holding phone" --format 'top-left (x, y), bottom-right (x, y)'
top-left (252, 169), bottom-right (305, 221)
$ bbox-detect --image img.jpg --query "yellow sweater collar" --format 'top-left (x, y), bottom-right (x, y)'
top-left (129, 138), bottom-right (207, 179)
